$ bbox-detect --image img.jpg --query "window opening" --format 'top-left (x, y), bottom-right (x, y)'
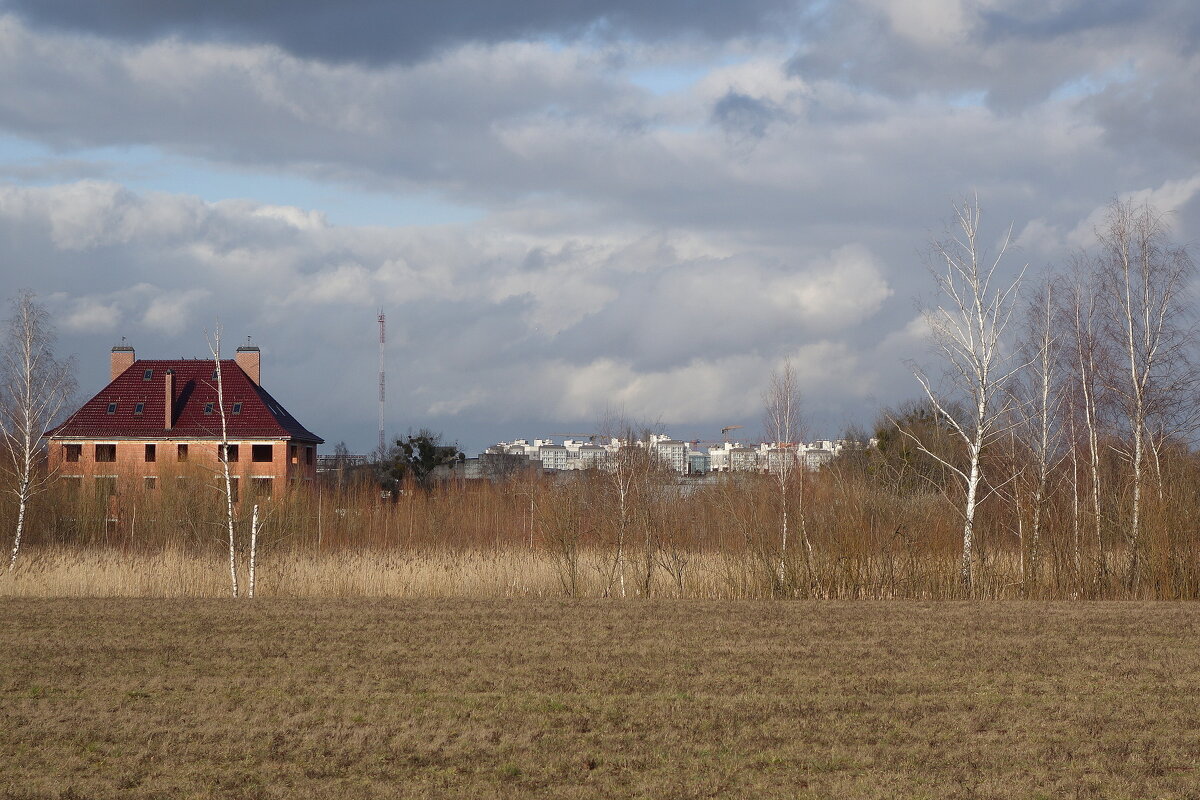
top-left (134, 402), bottom-right (144, 415)
top-left (106, 402), bottom-right (117, 414)
top-left (144, 444), bottom-right (156, 463)
top-left (143, 369), bottom-right (153, 381)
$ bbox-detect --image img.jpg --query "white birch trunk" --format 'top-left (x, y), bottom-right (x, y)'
top-left (209, 328), bottom-right (239, 598)
top-left (8, 485), bottom-right (27, 572)
top-left (249, 503), bottom-right (259, 599)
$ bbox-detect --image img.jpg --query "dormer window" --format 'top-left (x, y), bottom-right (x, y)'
top-left (143, 369), bottom-right (153, 381)
top-left (232, 402), bottom-right (242, 415)
top-left (106, 402), bottom-right (117, 414)
top-left (133, 402), bottom-right (144, 415)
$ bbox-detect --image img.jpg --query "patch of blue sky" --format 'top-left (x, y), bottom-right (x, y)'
top-left (628, 62), bottom-right (715, 96)
top-left (1049, 61), bottom-right (1136, 102)
top-left (0, 135), bottom-right (481, 228)
top-left (947, 90), bottom-right (988, 108)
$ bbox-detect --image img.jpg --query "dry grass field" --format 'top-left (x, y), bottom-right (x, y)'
top-left (3, 601), bottom-right (1200, 799)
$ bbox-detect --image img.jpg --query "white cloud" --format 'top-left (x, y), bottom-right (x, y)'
top-left (63, 297), bottom-right (121, 333)
top-left (773, 244), bottom-right (893, 329)
top-left (863, 0), bottom-right (973, 47)
top-left (141, 288), bottom-right (211, 335)
top-left (1067, 173), bottom-right (1200, 248)
top-left (251, 204), bottom-right (329, 231)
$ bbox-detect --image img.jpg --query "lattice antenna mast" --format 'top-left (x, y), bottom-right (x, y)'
top-left (378, 311), bottom-right (386, 456)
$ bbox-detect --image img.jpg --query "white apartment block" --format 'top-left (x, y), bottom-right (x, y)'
top-left (483, 432), bottom-right (865, 475)
top-left (538, 445), bottom-right (570, 471)
top-left (650, 434), bottom-right (687, 473)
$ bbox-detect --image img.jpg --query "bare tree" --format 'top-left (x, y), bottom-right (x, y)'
top-left (596, 412), bottom-right (659, 598)
top-left (1, 292), bottom-right (75, 572)
top-left (541, 478), bottom-right (588, 596)
top-left (1010, 277), bottom-right (1067, 592)
top-left (1094, 199), bottom-right (1196, 590)
top-left (762, 359), bottom-right (812, 592)
top-left (1062, 255), bottom-right (1108, 586)
top-left (207, 326), bottom-right (239, 598)
top-left (908, 198), bottom-right (1027, 594)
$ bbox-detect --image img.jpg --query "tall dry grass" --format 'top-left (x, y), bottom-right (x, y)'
top-left (3, 446), bottom-right (1199, 599)
top-left (1, 546), bottom-right (1005, 600)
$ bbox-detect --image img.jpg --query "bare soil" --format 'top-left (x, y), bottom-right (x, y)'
top-left (2, 600), bottom-right (1199, 799)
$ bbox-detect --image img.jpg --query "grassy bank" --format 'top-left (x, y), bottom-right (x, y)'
top-left (3, 600), bottom-right (1200, 799)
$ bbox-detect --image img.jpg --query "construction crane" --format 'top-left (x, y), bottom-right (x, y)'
top-left (549, 432), bottom-right (604, 443)
top-left (721, 424), bottom-right (743, 443)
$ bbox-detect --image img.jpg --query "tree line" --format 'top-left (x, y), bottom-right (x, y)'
top-left (890, 196), bottom-right (1197, 597)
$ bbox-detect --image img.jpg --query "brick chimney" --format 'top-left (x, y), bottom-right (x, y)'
top-left (235, 342), bottom-right (261, 385)
top-left (164, 369), bottom-right (174, 431)
top-left (110, 345), bottom-right (135, 381)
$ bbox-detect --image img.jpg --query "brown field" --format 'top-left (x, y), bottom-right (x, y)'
top-left (3, 600), bottom-right (1200, 799)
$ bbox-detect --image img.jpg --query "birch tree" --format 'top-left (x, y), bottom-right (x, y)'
top-left (207, 326), bottom-right (239, 598)
top-left (1094, 199), bottom-right (1196, 590)
top-left (909, 198), bottom-right (1026, 594)
top-left (1, 291), bottom-right (75, 571)
top-left (597, 413), bottom-right (657, 598)
top-left (762, 359), bottom-right (812, 592)
top-left (1010, 278), bottom-right (1066, 592)
top-left (1062, 256), bottom-right (1108, 584)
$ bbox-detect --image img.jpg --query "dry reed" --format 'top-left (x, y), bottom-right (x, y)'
top-left (3, 450), bottom-right (1199, 600)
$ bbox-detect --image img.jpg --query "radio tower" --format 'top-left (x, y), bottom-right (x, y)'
top-left (378, 311), bottom-right (386, 456)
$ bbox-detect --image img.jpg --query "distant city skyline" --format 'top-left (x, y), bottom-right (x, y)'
top-left (2, 1), bottom-right (1198, 456)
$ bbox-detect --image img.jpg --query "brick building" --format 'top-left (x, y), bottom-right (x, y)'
top-left (47, 344), bottom-right (323, 501)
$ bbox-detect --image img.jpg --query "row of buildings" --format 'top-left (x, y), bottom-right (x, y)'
top-left (462, 434), bottom-right (867, 479)
top-left (47, 344), bottom-right (869, 497)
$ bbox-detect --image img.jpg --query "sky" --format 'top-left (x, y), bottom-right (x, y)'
top-left (2, 0), bottom-right (1199, 455)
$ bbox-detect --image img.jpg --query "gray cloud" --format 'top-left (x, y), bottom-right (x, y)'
top-left (3, 2), bottom-right (1200, 452)
top-left (2, 0), bottom-right (806, 64)
top-left (788, 0), bottom-right (1200, 111)
top-left (0, 11), bottom-right (1180, 244)
top-left (712, 90), bottom-right (784, 140)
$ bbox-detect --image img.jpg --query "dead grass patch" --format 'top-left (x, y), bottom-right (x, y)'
top-left (2, 600), bottom-right (1199, 798)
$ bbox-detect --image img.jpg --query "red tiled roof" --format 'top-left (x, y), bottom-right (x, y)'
top-left (49, 359), bottom-right (323, 443)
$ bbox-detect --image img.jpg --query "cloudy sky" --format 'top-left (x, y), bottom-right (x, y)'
top-left (2, 1), bottom-right (1199, 454)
